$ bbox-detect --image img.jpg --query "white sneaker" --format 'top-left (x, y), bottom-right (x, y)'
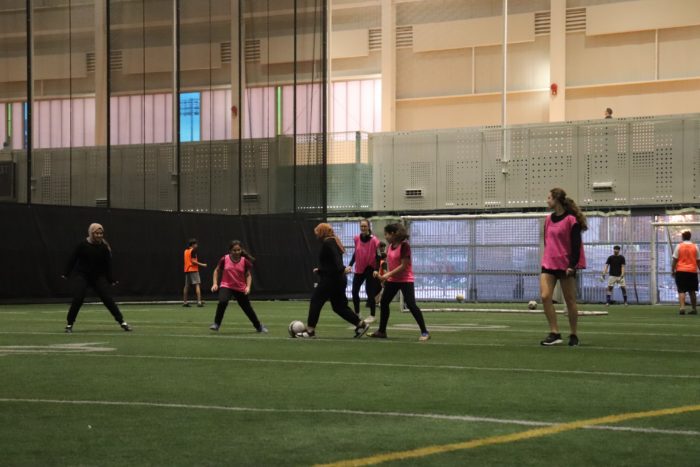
top-left (365, 315), bottom-right (376, 324)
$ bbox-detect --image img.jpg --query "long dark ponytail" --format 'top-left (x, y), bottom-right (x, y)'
top-left (550, 188), bottom-right (588, 231)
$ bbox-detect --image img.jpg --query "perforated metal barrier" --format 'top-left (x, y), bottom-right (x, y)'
top-left (371, 114), bottom-right (700, 211)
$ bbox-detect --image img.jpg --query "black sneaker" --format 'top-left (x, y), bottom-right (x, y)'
top-left (689, 309), bottom-right (698, 315)
top-left (540, 333), bottom-right (563, 346)
top-left (197, 302), bottom-right (204, 308)
top-left (354, 321), bottom-right (370, 338)
top-left (182, 303), bottom-right (191, 307)
top-left (680, 309), bottom-right (686, 315)
top-left (368, 330), bottom-right (387, 339)
top-left (120, 322), bottom-right (132, 332)
top-left (65, 325), bottom-right (73, 334)
top-left (568, 334), bottom-right (579, 347)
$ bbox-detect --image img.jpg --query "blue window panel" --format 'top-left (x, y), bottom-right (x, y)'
top-left (180, 92), bottom-right (201, 142)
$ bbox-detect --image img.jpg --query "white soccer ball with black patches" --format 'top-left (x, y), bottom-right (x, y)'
top-left (527, 300), bottom-right (537, 310)
top-left (288, 320), bottom-right (306, 337)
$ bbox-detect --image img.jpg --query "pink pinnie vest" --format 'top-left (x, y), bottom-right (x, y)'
top-left (541, 214), bottom-right (586, 270)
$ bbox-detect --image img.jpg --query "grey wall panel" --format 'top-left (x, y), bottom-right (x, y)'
top-left (370, 133), bottom-right (394, 211)
top-left (437, 129), bottom-right (482, 209)
top-left (578, 122), bottom-right (629, 207)
top-left (209, 141), bottom-right (240, 215)
top-left (392, 132), bottom-right (438, 211)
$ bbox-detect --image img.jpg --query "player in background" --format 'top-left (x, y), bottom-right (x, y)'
top-left (540, 188), bottom-right (587, 347)
top-left (671, 230), bottom-right (700, 315)
top-left (370, 223), bottom-right (430, 342)
top-left (183, 238), bottom-right (207, 307)
top-left (347, 219), bottom-right (381, 321)
top-left (602, 245), bottom-right (628, 306)
top-left (210, 240), bottom-right (267, 332)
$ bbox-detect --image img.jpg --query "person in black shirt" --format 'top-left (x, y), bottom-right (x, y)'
top-left (62, 223), bottom-right (132, 333)
top-left (296, 223), bottom-right (369, 338)
top-left (602, 245), bottom-right (627, 306)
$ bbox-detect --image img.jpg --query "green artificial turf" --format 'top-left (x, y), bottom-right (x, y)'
top-left (0, 301), bottom-right (698, 466)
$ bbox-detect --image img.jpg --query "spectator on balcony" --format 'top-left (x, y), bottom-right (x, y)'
top-left (604, 108), bottom-right (613, 119)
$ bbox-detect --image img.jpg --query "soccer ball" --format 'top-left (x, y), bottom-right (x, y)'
top-left (455, 294), bottom-right (465, 303)
top-left (288, 320), bottom-right (306, 337)
top-left (527, 300), bottom-right (537, 310)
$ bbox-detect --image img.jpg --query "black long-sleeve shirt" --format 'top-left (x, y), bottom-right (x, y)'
top-left (64, 240), bottom-right (115, 283)
top-left (548, 212), bottom-right (582, 269)
top-left (316, 237), bottom-right (346, 279)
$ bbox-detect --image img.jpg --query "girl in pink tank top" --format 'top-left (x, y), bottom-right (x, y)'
top-left (369, 223), bottom-right (430, 342)
top-left (539, 188), bottom-right (588, 347)
top-left (209, 240), bottom-right (266, 333)
top-left (348, 219), bottom-right (381, 322)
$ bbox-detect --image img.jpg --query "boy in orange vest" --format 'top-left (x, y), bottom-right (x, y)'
top-left (183, 238), bottom-right (207, 307)
top-left (671, 230), bottom-right (700, 315)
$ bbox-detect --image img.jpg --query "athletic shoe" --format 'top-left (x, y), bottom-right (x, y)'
top-left (182, 303), bottom-right (191, 307)
top-left (257, 325), bottom-right (269, 333)
top-left (364, 315), bottom-right (376, 324)
top-left (209, 323), bottom-right (220, 331)
top-left (604, 303), bottom-right (609, 307)
top-left (690, 309), bottom-right (698, 315)
top-left (540, 332), bottom-right (563, 346)
top-left (624, 303), bottom-right (628, 307)
top-left (368, 330), bottom-right (387, 339)
top-left (296, 330), bottom-right (315, 338)
top-left (680, 309), bottom-right (686, 315)
top-left (568, 334), bottom-right (579, 347)
top-left (120, 322), bottom-right (132, 332)
top-left (196, 302), bottom-right (204, 308)
top-left (65, 325), bottom-right (73, 334)
top-left (419, 332), bottom-right (431, 342)
top-left (354, 321), bottom-right (370, 338)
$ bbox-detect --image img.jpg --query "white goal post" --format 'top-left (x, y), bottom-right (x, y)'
top-left (650, 222), bottom-right (700, 305)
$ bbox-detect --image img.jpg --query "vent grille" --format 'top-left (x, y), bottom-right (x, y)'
top-left (396, 25), bottom-right (413, 49)
top-left (369, 27), bottom-right (381, 51)
top-left (245, 39), bottom-right (261, 62)
top-left (221, 42), bottom-right (232, 64)
top-left (86, 52), bottom-right (95, 73)
top-left (110, 50), bottom-right (122, 71)
top-left (566, 7), bottom-right (586, 33)
top-left (404, 188), bottom-right (423, 198)
top-left (535, 11), bottom-right (550, 36)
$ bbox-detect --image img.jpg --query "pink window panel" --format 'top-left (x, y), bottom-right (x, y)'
top-left (243, 87), bottom-right (275, 139)
top-left (201, 89), bottom-right (232, 141)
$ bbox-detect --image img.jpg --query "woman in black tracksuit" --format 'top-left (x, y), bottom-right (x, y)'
top-left (62, 223), bottom-right (131, 333)
top-left (297, 223), bottom-right (370, 338)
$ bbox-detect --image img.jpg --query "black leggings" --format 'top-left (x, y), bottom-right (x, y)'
top-left (214, 287), bottom-right (262, 330)
top-left (378, 281), bottom-right (427, 334)
top-left (66, 275), bottom-right (124, 325)
top-left (307, 276), bottom-right (362, 329)
top-left (352, 268), bottom-right (376, 316)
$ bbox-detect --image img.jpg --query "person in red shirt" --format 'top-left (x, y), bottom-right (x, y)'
top-left (209, 240), bottom-right (267, 332)
top-left (671, 230), bottom-right (700, 315)
top-left (183, 238), bottom-right (207, 307)
top-left (369, 223), bottom-right (429, 341)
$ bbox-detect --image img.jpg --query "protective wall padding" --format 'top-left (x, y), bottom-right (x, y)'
top-left (371, 114), bottom-right (700, 211)
top-left (0, 203), bottom-right (321, 302)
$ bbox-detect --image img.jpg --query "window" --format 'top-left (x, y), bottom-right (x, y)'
top-left (180, 92), bottom-right (201, 142)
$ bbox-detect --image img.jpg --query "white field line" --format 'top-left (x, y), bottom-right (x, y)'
top-left (0, 398), bottom-right (697, 438)
top-left (26, 352), bottom-right (700, 380)
top-left (0, 330), bottom-right (699, 355)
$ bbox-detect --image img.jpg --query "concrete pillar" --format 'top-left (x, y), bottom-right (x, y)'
top-left (231, 0), bottom-right (241, 139)
top-left (549, 0), bottom-right (566, 122)
top-left (381, 0), bottom-right (395, 131)
top-left (94, 0), bottom-right (108, 146)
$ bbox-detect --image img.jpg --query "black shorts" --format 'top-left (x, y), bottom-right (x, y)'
top-left (541, 267), bottom-right (576, 279)
top-left (674, 271), bottom-right (699, 293)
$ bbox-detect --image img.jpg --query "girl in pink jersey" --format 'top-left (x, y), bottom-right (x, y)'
top-left (346, 219), bottom-right (381, 322)
top-left (540, 188), bottom-right (587, 347)
top-left (369, 223), bottom-right (430, 341)
top-left (209, 240), bottom-right (267, 333)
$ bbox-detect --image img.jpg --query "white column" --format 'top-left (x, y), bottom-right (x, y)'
top-left (381, 0), bottom-right (395, 132)
top-left (94, 0), bottom-right (108, 146)
top-left (549, 0), bottom-right (566, 122)
top-left (231, 0), bottom-right (241, 139)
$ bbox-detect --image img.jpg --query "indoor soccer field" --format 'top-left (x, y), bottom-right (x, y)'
top-left (1, 302), bottom-right (698, 466)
